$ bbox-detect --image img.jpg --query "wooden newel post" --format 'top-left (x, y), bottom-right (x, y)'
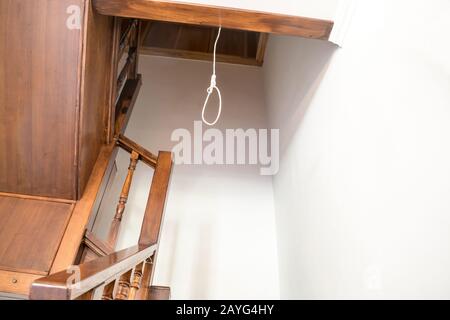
top-left (107, 151), bottom-right (140, 248)
top-left (137, 151), bottom-right (173, 299)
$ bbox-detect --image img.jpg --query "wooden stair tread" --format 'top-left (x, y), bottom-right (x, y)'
top-left (0, 195), bottom-right (74, 275)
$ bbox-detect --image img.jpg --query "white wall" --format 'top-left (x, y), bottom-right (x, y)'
top-left (264, 0), bottom-right (450, 299)
top-left (178, 0), bottom-right (339, 20)
top-left (94, 56), bottom-right (280, 299)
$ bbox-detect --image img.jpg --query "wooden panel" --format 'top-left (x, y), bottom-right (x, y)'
top-left (0, 270), bottom-right (42, 296)
top-left (140, 47), bottom-right (261, 66)
top-left (146, 22), bottom-right (182, 49)
top-left (0, 0), bottom-right (83, 199)
top-left (141, 21), bottom-right (263, 66)
top-left (0, 196), bottom-right (74, 274)
top-left (176, 24), bottom-right (212, 52)
top-left (0, 192), bottom-right (76, 205)
top-left (78, 1), bottom-right (115, 198)
top-left (93, 0), bottom-right (334, 39)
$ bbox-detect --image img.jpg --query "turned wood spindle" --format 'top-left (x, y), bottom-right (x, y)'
top-left (102, 280), bottom-right (116, 300)
top-left (135, 256), bottom-right (154, 300)
top-left (115, 270), bottom-right (133, 300)
top-left (107, 151), bottom-right (139, 247)
top-left (128, 262), bottom-right (144, 300)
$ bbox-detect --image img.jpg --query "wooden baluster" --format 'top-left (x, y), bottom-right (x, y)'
top-left (128, 262), bottom-right (144, 300)
top-left (115, 270), bottom-right (133, 300)
top-left (76, 290), bottom-right (94, 300)
top-left (107, 151), bottom-right (139, 248)
top-left (129, 20), bottom-right (140, 80)
top-left (116, 47), bottom-right (137, 96)
top-left (135, 256), bottom-right (154, 300)
top-left (91, 286), bottom-right (107, 300)
top-left (102, 280), bottom-right (117, 300)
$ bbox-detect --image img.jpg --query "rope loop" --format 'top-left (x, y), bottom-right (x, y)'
top-left (202, 82), bottom-right (222, 126)
top-left (202, 27), bottom-right (222, 126)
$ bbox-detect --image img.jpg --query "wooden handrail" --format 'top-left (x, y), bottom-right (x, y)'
top-left (117, 134), bottom-right (158, 168)
top-left (30, 244), bottom-right (157, 300)
top-left (139, 151), bottom-right (173, 246)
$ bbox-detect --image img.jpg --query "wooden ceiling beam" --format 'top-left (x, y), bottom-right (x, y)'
top-left (93, 0), bottom-right (334, 40)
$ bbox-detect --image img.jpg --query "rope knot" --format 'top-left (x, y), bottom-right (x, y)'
top-left (202, 27), bottom-right (222, 126)
top-left (207, 75), bottom-right (217, 93)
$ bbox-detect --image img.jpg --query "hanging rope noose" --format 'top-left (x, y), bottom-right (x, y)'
top-left (202, 27), bottom-right (222, 126)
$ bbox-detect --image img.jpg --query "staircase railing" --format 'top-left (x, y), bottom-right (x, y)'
top-left (29, 244), bottom-right (157, 300)
top-left (29, 138), bottom-right (173, 300)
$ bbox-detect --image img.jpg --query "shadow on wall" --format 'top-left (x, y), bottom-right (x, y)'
top-left (263, 35), bottom-right (338, 156)
top-left (152, 221), bottom-right (179, 290)
top-left (152, 206), bottom-right (219, 299)
top-left (190, 223), bottom-right (214, 298)
top-left (94, 55), bottom-right (280, 299)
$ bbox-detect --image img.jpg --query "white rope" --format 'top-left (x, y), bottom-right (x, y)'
top-left (202, 27), bottom-right (222, 126)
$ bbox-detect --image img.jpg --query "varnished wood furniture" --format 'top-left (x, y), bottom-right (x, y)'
top-left (0, 0), bottom-right (115, 200)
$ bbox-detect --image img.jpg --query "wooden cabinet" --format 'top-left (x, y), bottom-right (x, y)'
top-left (0, 0), bottom-right (115, 200)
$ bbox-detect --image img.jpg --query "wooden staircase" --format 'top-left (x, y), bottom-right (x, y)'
top-left (25, 14), bottom-right (173, 300)
top-left (0, 9), bottom-right (174, 298)
top-left (30, 136), bottom-right (173, 300)
top-left (0, 0), bottom-right (337, 301)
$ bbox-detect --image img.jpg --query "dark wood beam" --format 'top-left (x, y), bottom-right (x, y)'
top-left (93, 0), bottom-right (334, 40)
